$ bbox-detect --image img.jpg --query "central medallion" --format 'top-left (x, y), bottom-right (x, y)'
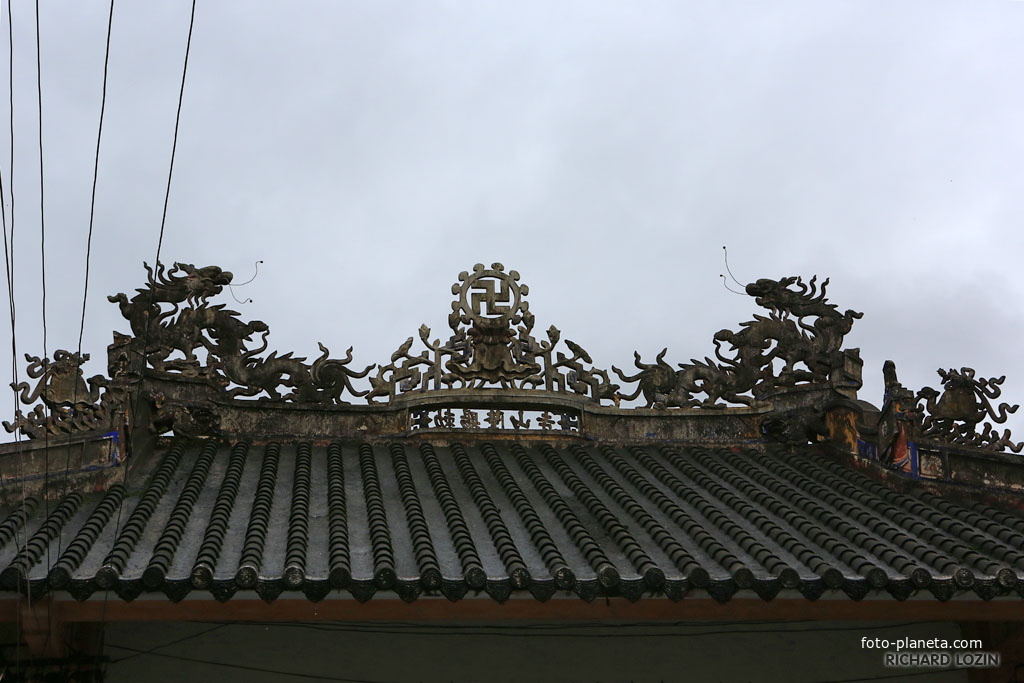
top-left (447, 263), bottom-right (540, 383)
top-left (452, 263), bottom-right (525, 324)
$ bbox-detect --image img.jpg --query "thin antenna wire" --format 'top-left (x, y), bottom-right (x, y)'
top-left (227, 259), bottom-right (261, 303)
top-left (228, 289), bottom-right (251, 304)
top-left (719, 274), bottom-right (745, 296)
top-left (722, 245), bottom-right (743, 287)
top-left (231, 259), bottom-right (261, 286)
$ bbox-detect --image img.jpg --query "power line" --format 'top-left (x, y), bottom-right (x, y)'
top-left (104, 644), bottom-right (397, 683)
top-left (4, 3), bottom-right (17, 676)
top-left (199, 620), bottom-right (933, 640)
top-left (112, 0), bottom-right (197, 540)
top-left (0, 70), bottom-right (11, 370)
top-left (103, 622), bottom-right (970, 683)
top-left (78, 0), bottom-right (114, 355)
top-left (0, 0), bottom-right (17, 672)
top-left (32, 0), bottom-right (56, 660)
top-left (112, 0), bottom-right (197, 555)
top-left (32, 1), bottom-right (43, 360)
top-left (107, 623), bottom-right (225, 664)
top-left (61, 0), bottom-right (115, 512)
top-left (101, 0), bottom-right (197, 656)
top-left (213, 618), bottom-right (823, 631)
top-left (155, 0), bottom-right (195, 261)
top-left (32, 0), bottom-right (47, 506)
top-left (3, 0), bottom-right (13, 352)
top-left (813, 668), bottom-right (967, 683)
top-left (0, 10), bottom-right (14, 454)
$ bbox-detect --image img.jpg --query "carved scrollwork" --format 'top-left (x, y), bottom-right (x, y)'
top-left (615, 276), bottom-right (862, 408)
top-left (366, 263), bottom-right (618, 403)
top-left (99, 263), bottom-right (868, 412)
top-left (5, 263), bottom-right (891, 440)
top-left (3, 351), bottom-right (118, 439)
top-left (150, 392), bottom-right (221, 438)
top-left (914, 367), bottom-right (1022, 453)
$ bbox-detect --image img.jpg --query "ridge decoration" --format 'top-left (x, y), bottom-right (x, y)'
top-left (366, 263), bottom-right (619, 403)
top-left (105, 261), bottom-right (373, 403)
top-left (3, 351), bottom-right (119, 439)
top-left (914, 367), bottom-right (1022, 453)
top-left (613, 276), bottom-right (863, 408)
top-left (9, 259), bottom-right (1021, 457)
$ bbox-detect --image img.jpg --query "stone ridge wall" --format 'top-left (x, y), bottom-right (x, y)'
top-left (0, 431), bottom-right (121, 504)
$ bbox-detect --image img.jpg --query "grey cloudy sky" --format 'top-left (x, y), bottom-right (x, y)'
top-left (2, 1), bottom-right (1023, 438)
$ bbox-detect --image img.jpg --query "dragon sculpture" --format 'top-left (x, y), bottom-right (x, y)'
top-left (614, 275), bottom-right (862, 408)
top-left (8, 262), bottom-right (1024, 457)
top-left (107, 262), bottom-right (233, 376)
top-left (107, 262), bottom-right (372, 403)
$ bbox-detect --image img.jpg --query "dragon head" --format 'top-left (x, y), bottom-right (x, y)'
top-left (175, 263), bottom-right (233, 305)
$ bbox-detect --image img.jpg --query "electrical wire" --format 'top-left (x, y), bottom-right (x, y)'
top-left (0, 1), bottom-right (20, 673)
top-left (0, 86), bottom-right (11, 387)
top-left (103, 645), bottom-right (399, 683)
top-left (3, 0), bottom-right (11, 316)
top-left (109, 0), bottom-right (196, 536)
top-left (196, 619), bottom-right (934, 640)
top-left (60, 0), bottom-right (114, 522)
top-left (90, 618), bottom-right (959, 661)
top-left (110, 0), bottom-right (196, 571)
top-left (813, 668), bottom-right (967, 683)
top-left (32, 1), bottom-right (44, 360)
top-left (106, 623), bottom-right (226, 664)
top-left (210, 617), bottom-right (820, 631)
top-left (32, 0), bottom-right (56, 660)
top-left (76, 0), bottom-right (113, 358)
top-left (99, 0), bottom-right (197, 664)
top-left (102, 621), bottom-right (972, 683)
top-left (0, 28), bottom-right (14, 479)
top-left (154, 0), bottom-right (195, 262)
top-left (4, 1), bottom-right (21, 673)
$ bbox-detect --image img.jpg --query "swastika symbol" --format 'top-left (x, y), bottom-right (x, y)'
top-left (469, 277), bottom-right (511, 318)
top-left (452, 263), bottom-right (528, 327)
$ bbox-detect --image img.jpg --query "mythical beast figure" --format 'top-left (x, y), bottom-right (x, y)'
top-left (614, 275), bottom-right (862, 408)
top-left (107, 262), bottom-right (233, 376)
top-left (107, 261), bottom-right (371, 404)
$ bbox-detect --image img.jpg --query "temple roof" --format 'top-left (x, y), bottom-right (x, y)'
top-left (1, 438), bottom-right (1023, 605)
top-left (2, 262), bottom-right (1024, 609)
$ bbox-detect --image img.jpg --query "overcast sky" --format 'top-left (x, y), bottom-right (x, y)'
top-left (2, 1), bottom-right (1023, 442)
